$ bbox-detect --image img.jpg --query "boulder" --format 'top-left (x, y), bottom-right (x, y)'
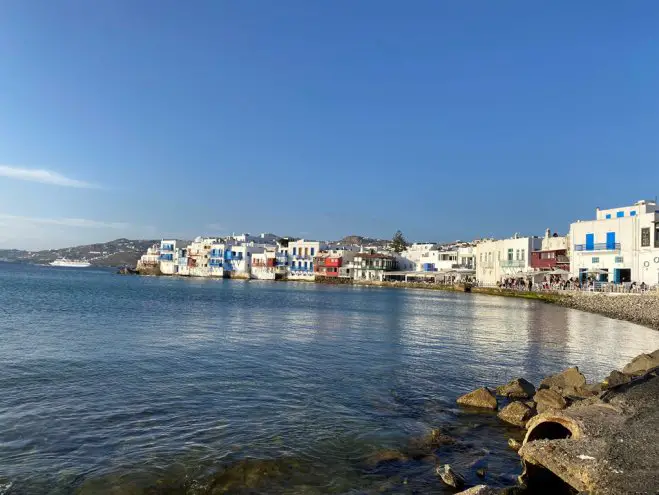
top-left (497, 401), bottom-right (536, 428)
top-left (508, 438), bottom-right (522, 451)
top-left (603, 370), bottom-right (632, 389)
top-left (496, 378), bottom-right (536, 399)
top-left (457, 387), bottom-right (498, 410)
top-left (622, 353), bottom-right (659, 376)
top-left (455, 486), bottom-right (497, 495)
top-left (539, 367), bottom-right (587, 396)
top-left (533, 388), bottom-right (568, 414)
top-left (437, 464), bottom-right (465, 489)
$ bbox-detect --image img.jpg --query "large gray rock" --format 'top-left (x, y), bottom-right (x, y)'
top-left (437, 464), bottom-right (465, 489)
top-left (622, 353), bottom-right (659, 376)
top-left (539, 367), bottom-right (587, 396)
top-left (496, 378), bottom-right (536, 399)
top-left (457, 387), bottom-right (498, 410)
top-left (455, 486), bottom-right (497, 495)
top-left (533, 388), bottom-right (568, 413)
top-left (497, 401), bottom-right (536, 427)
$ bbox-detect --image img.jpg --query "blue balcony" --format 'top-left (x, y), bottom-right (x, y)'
top-left (159, 254), bottom-right (174, 261)
top-left (161, 244), bottom-right (174, 251)
top-left (574, 243), bottom-right (621, 252)
top-left (209, 259), bottom-right (223, 266)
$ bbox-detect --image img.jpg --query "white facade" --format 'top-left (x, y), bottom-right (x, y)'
top-left (250, 248), bottom-right (280, 280)
top-left (137, 244), bottom-right (160, 270)
top-left (569, 200), bottom-right (659, 285)
top-left (474, 235), bottom-right (542, 285)
top-left (185, 237), bottom-right (216, 277)
top-left (288, 240), bottom-right (326, 280)
top-left (457, 246), bottom-right (475, 269)
top-left (159, 239), bottom-right (180, 275)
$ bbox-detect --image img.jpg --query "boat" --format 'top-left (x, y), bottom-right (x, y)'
top-left (50, 258), bottom-right (92, 268)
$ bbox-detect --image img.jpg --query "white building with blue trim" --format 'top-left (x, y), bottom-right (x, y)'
top-left (569, 200), bottom-right (659, 285)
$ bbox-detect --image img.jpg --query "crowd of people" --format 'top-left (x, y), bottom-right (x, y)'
top-left (492, 276), bottom-right (651, 292)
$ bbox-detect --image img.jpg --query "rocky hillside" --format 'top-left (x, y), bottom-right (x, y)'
top-left (0, 238), bottom-right (159, 267)
top-left (338, 235), bottom-right (389, 247)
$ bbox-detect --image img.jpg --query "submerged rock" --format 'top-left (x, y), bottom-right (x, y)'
top-left (457, 387), bottom-right (498, 410)
top-left (539, 367), bottom-right (587, 396)
top-left (366, 449), bottom-right (408, 466)
top-left (533, 388), bottom-right (568, 414)
top-left (436, 464), bottom-right (466, 489)
top-left (405, 428), bottom-right (456, 458)
top-left (496, 378), bottom-right (536, 399)
top-left (497, 401), bottom-right (536, 428)
top-left (622, 352), bottom-right (659, 376)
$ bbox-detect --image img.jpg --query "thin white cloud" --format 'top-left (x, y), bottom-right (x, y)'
top-left (0, 165), bottom-right (97, 188)
top-left (0, 213), bottom-right (129, 229)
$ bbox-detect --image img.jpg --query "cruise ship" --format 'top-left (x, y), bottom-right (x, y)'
top-left (50, 258), bottom-right (92, 268)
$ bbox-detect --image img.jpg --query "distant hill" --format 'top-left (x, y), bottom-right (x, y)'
top-left (338, 235), bottom-right (389, 247)
top-left (0, 238), bottom-right (159, 267)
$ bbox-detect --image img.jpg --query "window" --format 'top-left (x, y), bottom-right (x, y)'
top-left (655, 227), bottom-right (659, 248)
top-left (521, 249), bottom-right (525, 260)
top-left (630, 211), bottom-right (636, 217)
top-left (311, 247), bottom-right (315, 256)
top-left (616, 211), bottom-right (624, 218)
top-left (605, 214), bottom-right (611, 219)
top-left (515, 249), bottom-right (520, 261)
top-left (507, 249), bottom-right (513, 261)
top-left (641, 228), bottom-right (650, 247)
top-left (615, 256), bottom-right (623, 263)
top-left (592, 257), bottom-right (600, 263)
top-left (293, 247), bottom-right (297, 255)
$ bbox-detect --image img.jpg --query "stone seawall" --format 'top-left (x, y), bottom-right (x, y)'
top-left (555, 292), bottom-right (659, 331)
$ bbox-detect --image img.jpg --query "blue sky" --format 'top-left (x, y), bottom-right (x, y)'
top-left (1, 1), bottom-right (658, 249)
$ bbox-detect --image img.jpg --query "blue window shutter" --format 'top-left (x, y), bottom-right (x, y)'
top-left (585, 233), bottom-right (594, 251)
top-left (606, 232), bottom-right (615, 250)
top-left (630, 211), bottom-right (637, 217)
top-left (616, 211), bottom-right (624, 218)
top-left (606, 214), bottom-right (611, 219)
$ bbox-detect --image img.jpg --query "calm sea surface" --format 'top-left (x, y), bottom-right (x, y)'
top-left (1, 262), bottom-right (658, 494)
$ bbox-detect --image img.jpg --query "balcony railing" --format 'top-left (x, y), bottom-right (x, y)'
top-left (574, 243), bottom-right (620, 252)
top-left (500, 260), bottom-right (525, 268)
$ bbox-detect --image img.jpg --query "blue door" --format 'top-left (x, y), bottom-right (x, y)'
top-left (585, 233), bottom-right (594, 251)
top-left (606, 232), bottom-right (616, 250)
top-left (614, 269), bottom-right (621, 284)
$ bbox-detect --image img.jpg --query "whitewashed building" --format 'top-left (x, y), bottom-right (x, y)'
top-left (474, 235), bottom-right (542, 285)
top-left (352, 252), bottom-right (398, 281)
top-left (251, 247), bottom-right (281, 280)
top-left (569, 200), bottom-right (659, 285)
top-left (159, 240), bottom-right (181, 275)
top-left (288, 240), bottom-right (327, 280)
top-left (137, 243), bottom-right (160, 271)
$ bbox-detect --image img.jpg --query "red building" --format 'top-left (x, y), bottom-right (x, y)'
top-left (530, 231), bottom-right (570, 271)
top-left (314, 254), bottom-right (342, 277)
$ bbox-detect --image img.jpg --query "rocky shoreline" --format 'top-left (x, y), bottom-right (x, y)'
top-left (441, 349), bottom-right (659, 494)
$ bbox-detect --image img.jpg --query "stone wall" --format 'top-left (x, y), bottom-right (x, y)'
top-left (556, 292), bottom-right (659, 330)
